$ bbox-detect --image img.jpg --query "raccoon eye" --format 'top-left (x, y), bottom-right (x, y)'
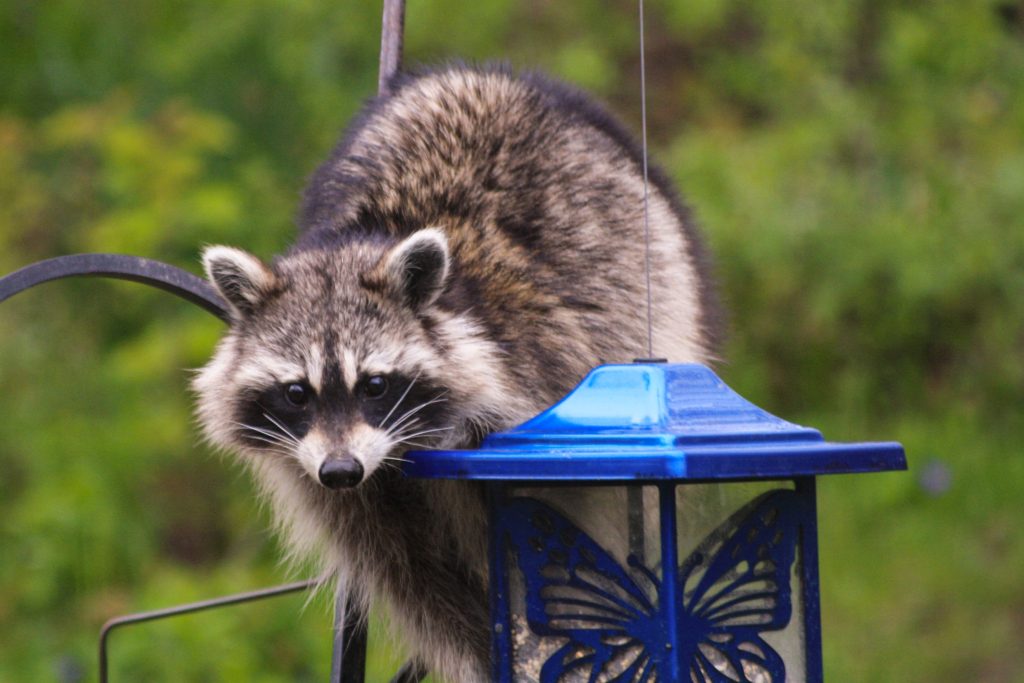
top-left (284, 383), bottom-right (309, 407)
top-left (364, 375), bottom-right (388, 399)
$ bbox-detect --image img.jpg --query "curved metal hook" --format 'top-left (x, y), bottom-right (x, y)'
top-left (0, 253), bottom-right (229, 322)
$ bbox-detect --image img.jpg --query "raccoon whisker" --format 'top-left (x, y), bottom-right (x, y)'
top-left (387, 424), bottom-right (449, 447)
top-left (383, 416), bottom-right (430, 440)
top-left (259, 411), bottom-right (302, 446)
top-left (397, 440), bottom-right (433, 449)
top-left (395, 389), bottom-right (449, 420)
top-left (384, 417), bottom-right (422, 438)
top-left (236, 433), bottom-right (294, 455)
top-left (379, 371), bottom-right (421, 429)
top-left (231, 420), bottom-right (283, 437)
top-left (376, 459), bottom-right (405, 475)
top-left (386, 416), bottom-right (418, 437)
top-left (385, 394), bottom-right (449, 434)
top-left (229, 421), bottom-right (299, 454)
top-left (393, 426), bottom-right (455, 441)
top-left (258, 411), bottom-right (301, 444)
top-left (239, 432), bottom-right (281, 445)
top-left (238, 436), bottom-right (294, 455)
top-left (386, 406), bottom-right (429, 435)
top-left (392, 423), bottom-right (457, 452)
top-left (231, 421), bottom-right (298, 447)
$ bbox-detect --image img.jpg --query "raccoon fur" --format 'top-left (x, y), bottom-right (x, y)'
top-left (193, 64), bottom-right (719, 682)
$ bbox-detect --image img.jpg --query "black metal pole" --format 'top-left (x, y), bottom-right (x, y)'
top-left (330, 593), bottom-right (368, 683)
top-left (389, 661), bottom-right (429, 683)
top-left (364, 7), bottom-right (411, 675)
top-left (378, 0), bottom-right (405, 94)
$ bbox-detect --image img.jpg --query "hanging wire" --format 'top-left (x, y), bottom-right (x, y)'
top-left (639, 0), bottom-right (654, 359)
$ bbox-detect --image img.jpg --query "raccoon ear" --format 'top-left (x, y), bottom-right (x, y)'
top-left (202, 245), bottom-right (277, 319)
top-left (381, 228), bottom-right (450, 311)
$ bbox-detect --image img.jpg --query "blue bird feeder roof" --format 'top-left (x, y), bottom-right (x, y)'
top-left (403, 363), bottom-right (907, 482)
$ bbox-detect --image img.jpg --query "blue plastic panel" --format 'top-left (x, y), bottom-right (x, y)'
top-left (404, 364), bottom-right (906, 481)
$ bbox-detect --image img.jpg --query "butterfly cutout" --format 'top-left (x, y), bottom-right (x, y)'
top-left (503, 489), bottom-right (805, 683)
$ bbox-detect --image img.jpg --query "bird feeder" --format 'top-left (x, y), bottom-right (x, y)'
top-left (404, 362), bottom-right (906, 682)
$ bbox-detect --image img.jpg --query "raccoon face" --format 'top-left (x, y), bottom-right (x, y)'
top-left (193, 229), bottom-right (463, 489)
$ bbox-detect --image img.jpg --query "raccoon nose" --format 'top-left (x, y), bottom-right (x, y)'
top-left (318, 457), bottom-right (364, 489)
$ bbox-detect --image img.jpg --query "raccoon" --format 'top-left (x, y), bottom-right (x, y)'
top-left (193, 64), bottom-right (719, 681)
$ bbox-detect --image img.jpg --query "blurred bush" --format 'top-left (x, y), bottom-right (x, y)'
top-left (0, 1), bottom-right (1022, 681)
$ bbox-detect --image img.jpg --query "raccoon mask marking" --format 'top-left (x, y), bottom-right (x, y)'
top-left (192, 64), bottom-right (719, 683)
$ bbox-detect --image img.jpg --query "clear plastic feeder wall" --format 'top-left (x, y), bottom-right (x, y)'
top-left (490, 480), bottom-right (816, 682)
top-left (403, 364), bottom-right (906, 683)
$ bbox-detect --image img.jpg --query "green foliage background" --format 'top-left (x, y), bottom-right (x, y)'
top-left (1, 1), bottom-right (1022, 680)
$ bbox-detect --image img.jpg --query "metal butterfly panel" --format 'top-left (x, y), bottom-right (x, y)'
top-left (499, 488), bottom-right (809, 682)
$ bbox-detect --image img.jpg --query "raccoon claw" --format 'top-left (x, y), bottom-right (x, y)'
top-left (318, 458), bottom-right (364, 489)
